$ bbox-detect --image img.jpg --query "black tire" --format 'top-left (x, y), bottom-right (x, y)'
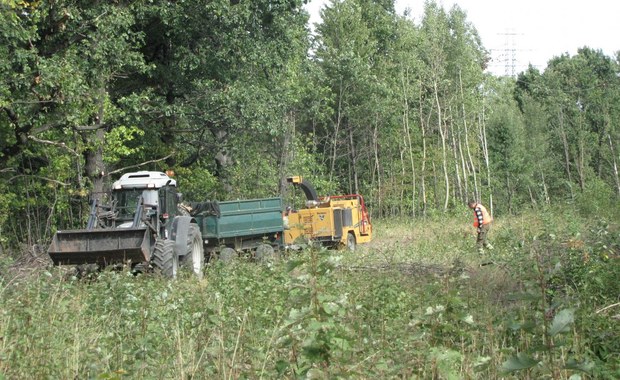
top-left (131, 262), bottom-right (149, 276)
top-left (255, 243), bottom-right (278, 262)
top-left (346, 232), bottom-right (356, 252)
top-left (219, 247), bottom-right (237, 263)
top-left (74, 264), bottom-right (100, 280)
top-left (151, 239), bottom-right (178, 278)
top-left (180, 223), bottom-right (205, 279)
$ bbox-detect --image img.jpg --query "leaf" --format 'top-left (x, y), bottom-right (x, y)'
top-left (462, 314), bottom-right (474, 325)
top-left (549, 309), bottom-right (575, 337)
top-left (275, 359), bottom-right (289, 375)
top-left (564, 357), bottom-right (595, 373)
top-left (501, 353), bottom-right (539, 373)
top-left (508, 319), bottom-right (537, 333)
top-left (286, 259), bottom-right (304, 273)
top-left (428, 347), bottom-right (462, 380)
top-left (473, 356), bottom-right (492, 371)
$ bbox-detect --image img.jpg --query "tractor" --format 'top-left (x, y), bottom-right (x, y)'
top-left (48, 171), bottom-right (204, 278)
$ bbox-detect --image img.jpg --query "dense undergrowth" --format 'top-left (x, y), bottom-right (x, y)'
top-left (0, 206), bottom-right (618, 379)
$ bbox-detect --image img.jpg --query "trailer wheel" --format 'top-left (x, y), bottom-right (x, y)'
top-left (219, 247), bottom-right (237, 263)
top-left (255, 244), bottom-right (278, 262)
top-left (346, 232), bottom-right (356, 252)
top-left (181, 223), bottom-right (204, 279)
top-left (152, 239), bottom-right (178, 278)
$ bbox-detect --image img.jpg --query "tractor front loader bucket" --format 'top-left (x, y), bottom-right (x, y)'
top-left (48, 228), bottom-right (152, 266)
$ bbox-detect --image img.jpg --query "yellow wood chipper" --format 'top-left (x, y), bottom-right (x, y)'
top-left (283, 176), bottom-right (372, 251)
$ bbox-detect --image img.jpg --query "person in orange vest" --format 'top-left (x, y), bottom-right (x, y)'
top-left (468, 200), bottom-right (494, 253)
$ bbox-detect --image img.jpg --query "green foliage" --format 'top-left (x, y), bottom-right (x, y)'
top-left (0, 0), bottom-right (618, 376)
top-left (486, 78), bottom-right (531, 213)
top-left (173, 167), bottom-right (219, 202)
top-left (575, 177), bottom-right (619, 219)
top-left (491, 208), bottom-right (620, 379)
top-left (2, 0), bottom-right (619, 249)
top-left (275, 246), bottom-right (355, 377)
top-left (0, 209), bottom-right (618, 378)
top-left (103, 126), bottom-right (145, 164)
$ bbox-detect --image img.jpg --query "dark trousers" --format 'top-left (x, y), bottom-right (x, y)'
top-left (477, 223), bottom-right (491, 249)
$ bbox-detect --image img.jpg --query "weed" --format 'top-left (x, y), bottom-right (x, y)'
top-left (0, 207), bottom-right (617, 378)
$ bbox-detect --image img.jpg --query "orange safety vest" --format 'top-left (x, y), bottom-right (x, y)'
top-left (472, 203), bottom-right (493, 228)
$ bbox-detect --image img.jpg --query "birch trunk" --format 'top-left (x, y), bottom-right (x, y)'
top-left (330, 79), bottom-right (344, 183)
top-left (557, 109), bottom-right (574, 199)
top-left (608, 133), bottom-right (620, 196)
top-left (479, 104), bottom-right (492, 215)
top-left (402, 70), bottom-right (416, 216)
top-left (433, 79), bottom-right (450, 211)
top-left (348, 123), bottom-right (359, 194)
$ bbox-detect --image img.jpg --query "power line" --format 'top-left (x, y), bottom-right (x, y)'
top-left (488, 28), bottom-right (537, 77)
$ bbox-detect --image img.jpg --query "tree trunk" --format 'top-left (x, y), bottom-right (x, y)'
top-left (348, 123), bottom-right (359, 194)
top-left (460, 70), bottom-right (477, 201)
top-left (419, 89), bottom-right (428, 216)
top-left (573, 114), bottom-right (588, 192)
top-left (214, 129), bottom-right (234, 195)
top-left (539, 164), bottom-right (550, 205)
top-left (330, 79), bottom-right (344, 184)
top-left (433, 80), bottom-right (449, 212)
top-left (458, 137), bottom-right (468, 202)
top-left (399, 141), bottom-right (406, 216)
top-left (480, 105), bottom-right (492, 215)
top-left (84, 88), bottom-right (107, 198)
top-left (557, 108), bottom-right (574, 198)
top-left (401, 70), bottom-right (416, 217)
top-left (278, 111), bottom-right (296, 197)
top-left (450, 114), bottom-right (463, 202)
top-left (372, 121), bottom-right (382, 215)
top-left (608, 133), bottom-right (620, 196)
top-left (432, 161), bottom-right (439, 209)
top-left (505, 174), bottom-right (512, 213)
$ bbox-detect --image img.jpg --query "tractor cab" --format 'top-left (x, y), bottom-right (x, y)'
top-left (110, 171), bottom-right (180, 229)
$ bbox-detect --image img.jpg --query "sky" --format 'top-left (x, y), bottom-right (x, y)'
top-left (304, 0), bottom-right (620, 76)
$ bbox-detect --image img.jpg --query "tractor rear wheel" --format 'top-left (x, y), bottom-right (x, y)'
top-left (152, 239), bottom-right (178, 278)
top-left (181, 223), bottom-right (204, 279)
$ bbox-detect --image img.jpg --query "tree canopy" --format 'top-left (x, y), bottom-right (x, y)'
top-left (1, 0), bottom-right (618, 249)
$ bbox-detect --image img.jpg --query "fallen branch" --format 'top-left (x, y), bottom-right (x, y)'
top-left (596, 302), bottom-right (620, 314)
top-left (107, 153), bottom-right (175, 176)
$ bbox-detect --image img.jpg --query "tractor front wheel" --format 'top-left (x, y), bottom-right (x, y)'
top-left (152, 239), bottom-right (178, 278)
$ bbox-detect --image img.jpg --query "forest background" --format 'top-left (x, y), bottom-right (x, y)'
top-left (0, 1), bottom-right (619, 378)
top-left (1, 0), bottom-right (619, 248)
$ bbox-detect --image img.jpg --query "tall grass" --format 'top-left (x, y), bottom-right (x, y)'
top-left (0, 206), bottom-right (618, 379)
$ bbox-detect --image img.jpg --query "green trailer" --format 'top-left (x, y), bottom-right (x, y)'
top-left (191, 197), bottom-right (284, 261)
